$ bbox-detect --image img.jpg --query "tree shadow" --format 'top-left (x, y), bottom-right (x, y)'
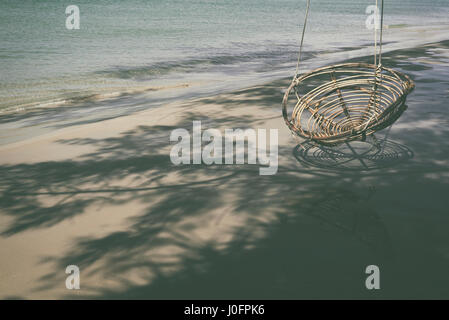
top-left (0, 105), bottom-right (399, 298)
top-left (1, 41), bottom-right (449, 299)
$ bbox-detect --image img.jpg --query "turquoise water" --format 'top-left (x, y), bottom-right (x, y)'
top-left (0, 0), bottom-right (448, 112)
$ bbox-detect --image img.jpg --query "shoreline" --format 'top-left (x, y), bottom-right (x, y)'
top-left (1, 24), bottom-right (448, 117)
top-left (1, 33), bottom-right (449, 147)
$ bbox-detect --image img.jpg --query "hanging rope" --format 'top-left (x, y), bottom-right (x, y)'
top-left (294, 0), bottom-right (311, 79)
top-left (379, 0), bottom-right (384, 66)
top-left (374, 0), bottom-right (378, 65)
top-left (296, 0), bottom-right (385, 75)
top-left (374, 0), bottom-right (385, 66)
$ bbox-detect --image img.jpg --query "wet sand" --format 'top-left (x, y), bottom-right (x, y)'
top-left (0, 40), bottom-right (449, 299)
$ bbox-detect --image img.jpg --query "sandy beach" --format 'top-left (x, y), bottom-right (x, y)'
top-left (1, 40), bottom-right (449, 299)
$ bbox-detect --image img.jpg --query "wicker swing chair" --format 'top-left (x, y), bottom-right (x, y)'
top-left (282, 0), bottom-right (414, 146)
